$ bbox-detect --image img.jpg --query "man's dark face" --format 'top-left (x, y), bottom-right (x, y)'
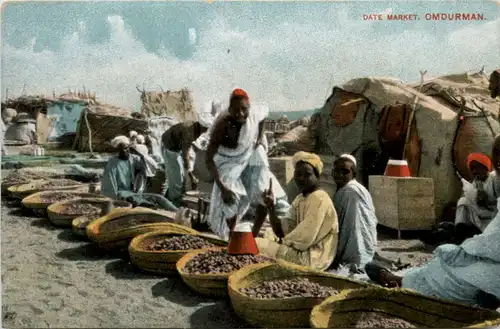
top-left (118, 144), bottom-right (130, 159)
top-left (333, 159), bottom-right (355, 189)
top-left (469, 160), bottom-right (489, 182)
top-left (294, 162), bottom-right (319, 192)
top-left (228, 97), bottom-right (250, 124)
top-left (489, 73), bottom-right (499, 99)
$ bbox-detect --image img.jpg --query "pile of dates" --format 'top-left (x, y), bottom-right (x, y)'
top-left (147, 235), bottom-right (216, 251)
top-left (62, 203), bottom-right (101, 215)
top-left (183, 250), bottom-right (273, 274)
top-left (352, 312), bottom-right (417, 328)
top-left (240, 277), bottom-right (339, 299)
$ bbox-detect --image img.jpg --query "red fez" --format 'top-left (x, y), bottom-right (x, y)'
top-left (231, 88), bottom-right (249, 101)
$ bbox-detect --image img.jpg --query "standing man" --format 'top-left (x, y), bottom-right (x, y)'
top-left (205, 88), bottom-right (290, 241)
top-left (489, 69), bottom-right (499, 99)
top-left (161, 100), bottom-right (223, 207)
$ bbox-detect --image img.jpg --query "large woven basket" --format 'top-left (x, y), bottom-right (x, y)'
top-left (86, 207), bottom-right (197, 252)
top-left (48, 198), bottom-right (132, 227)
top-left (129, 231), bottom-right (227, 275)
top-left (72, 215), bottom-right (98, 238)
top-left (176, 249), bottom-right (275, 298)
top-left (7, 179), bottom-right (86, 200)
top-left (228, 261), bottom-right (370, 328)
top-left (310, 288), bottom-right (500, 328)
top-left (22, 190), bottom-right (107, 216)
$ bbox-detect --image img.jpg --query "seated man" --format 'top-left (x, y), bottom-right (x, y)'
top-left (366, 205), bottom-right (500, 310)
top-left (101, 135), bottom-right (178, 211)
top-left (454, 153), bottom-right (496, 241)
top-left (330, 154), bottom-right (378, 272)
top-left (205, 88), bottom-right (289, 241)
top-left (255, 152), bottom-right (339, 271)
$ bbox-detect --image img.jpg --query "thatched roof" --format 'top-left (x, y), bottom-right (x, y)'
top-left (1, 90), bottom-right (100, 117)
top-left (136, 86), bottom-right (196, 121)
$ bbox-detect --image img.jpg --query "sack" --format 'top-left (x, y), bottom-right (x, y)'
top-left (310, 287), bottom-right (500, 328)
top-left (129, 231), bottom-right (225, 275)
top-left (228, 261), bottom-right (369, 328)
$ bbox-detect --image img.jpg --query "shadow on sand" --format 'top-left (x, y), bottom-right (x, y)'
top-left (189, 300), bottom-right (247, 328)
top-left (56, 243), bottom-right (117, 261)
top-left (57, 229), bottom-right (88, 243)
top-left (30, 218), bottom-right (60, 231)
top-left (105, 259), bottom-right (165, 280)
top-left (151, 277), bottom-right (215, 307)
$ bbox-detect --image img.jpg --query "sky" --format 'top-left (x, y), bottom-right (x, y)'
top-left (1, 1), bottom-right (499, 112)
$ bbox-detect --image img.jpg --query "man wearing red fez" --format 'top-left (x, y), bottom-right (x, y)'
top-left (204, 88), bottom-right (290, 240)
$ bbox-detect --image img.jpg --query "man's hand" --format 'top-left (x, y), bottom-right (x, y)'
top-left (188, 171), bottom-right (199, 190)
top-left (220, 185), bottom-right (236, 204)
top-left (477, 190), bottom-right (489, 208)
top-left (262, 178), bottom-right (275, 210)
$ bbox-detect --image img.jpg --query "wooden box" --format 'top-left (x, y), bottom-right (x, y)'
top-left (369, 175), bottom-right (436, 237)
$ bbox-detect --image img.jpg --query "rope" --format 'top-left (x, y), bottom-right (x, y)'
top-left (402, 70), bottom-right (427, 160)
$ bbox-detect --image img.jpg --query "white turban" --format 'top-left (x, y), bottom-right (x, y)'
top-left (111, 135), bottom-right (130, 149)
top-left (129, 130), bottom-right (138, 139)
top-left (339, 154), bottom-right (357, 167)
top-left (136, 134), bottom-right (145, 144)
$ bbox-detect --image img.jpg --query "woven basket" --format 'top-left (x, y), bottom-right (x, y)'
top-left (86, 207), bottom-right (198, 252)
top-left (129, 231), bottom-right (227, 275)
top-left (7, 179), bottom-right (86, 200)
top-left (228, 261), bottom-right (370, 328)
top-left (310, 288), bottom-right (500, 328)
top-left (176, 250), bottom-right (275, 298)
top-left (72, 215), bottom-right (96, 238)
top-left (47, 198), bottom-right (132, 228)
top-left (22, 190), bottom-right (107, 214)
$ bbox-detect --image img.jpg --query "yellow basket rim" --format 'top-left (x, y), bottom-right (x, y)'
top-left (129, 231), bottom-right (227, 254)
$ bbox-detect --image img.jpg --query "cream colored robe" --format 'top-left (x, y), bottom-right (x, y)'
top-left (256, 189), bottom-right (339, 271)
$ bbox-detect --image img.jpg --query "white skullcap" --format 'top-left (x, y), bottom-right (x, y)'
top-left (339, 154), bottom-right (357, 166)
top-left (129, 130), bottom-right (138, 139)
top-left (136, 134), bottom-right (145, 144)
top-left (111, 135), bottom-right (130, 149)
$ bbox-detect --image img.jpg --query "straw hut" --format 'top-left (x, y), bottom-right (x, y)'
top-left (136, 86), bottom-right (196, 121)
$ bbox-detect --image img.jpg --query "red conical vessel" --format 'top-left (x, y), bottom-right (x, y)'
top-left (227, 221), bottom-right (259, 255)
top-left (384, 159), bottom-right (411, 177)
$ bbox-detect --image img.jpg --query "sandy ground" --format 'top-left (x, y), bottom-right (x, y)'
top-left (1, 199), bottom-right (436, 328)
top-left (1, 204), bottom-right (246, 328)
top-left (0, 167), bottom-right (438, 328)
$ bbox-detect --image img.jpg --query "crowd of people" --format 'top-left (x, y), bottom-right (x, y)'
top-left (97, 69), bottom-right (500, 310)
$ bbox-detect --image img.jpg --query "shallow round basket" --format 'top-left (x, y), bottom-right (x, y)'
top-left (86, 207), bottom-right (199, 252)
top-left (228, 261), bottom-right (369, 328)
top-left (176, 249), bottom-right (274, 298)
top-left (72, 215), bottom-right (99, 238)
top-left (309, 287), bottom-right (500, 328)
top-left (22, 190), bottom-right (107, 216)
top-left (129, 231), bottom-right (227, 275)
top-left (47, 198), bottom-right (131, 228)
top-left (7, 179), bottom-right (85, 200)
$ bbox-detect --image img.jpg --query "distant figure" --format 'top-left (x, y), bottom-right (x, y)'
top-left (255, 152), bottom-right (339, 271)
top-left (489, 69), bottom-right (500, 99)
top-left (134, 134), bottom-right (150, 155)
top-left (330, 154), bottom-right (378, 273)
top-left (130, 133), bottom-right (159, 189)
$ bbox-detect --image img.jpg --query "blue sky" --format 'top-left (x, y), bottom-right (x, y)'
top-left (1, 1), bottom-right (499, 112)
